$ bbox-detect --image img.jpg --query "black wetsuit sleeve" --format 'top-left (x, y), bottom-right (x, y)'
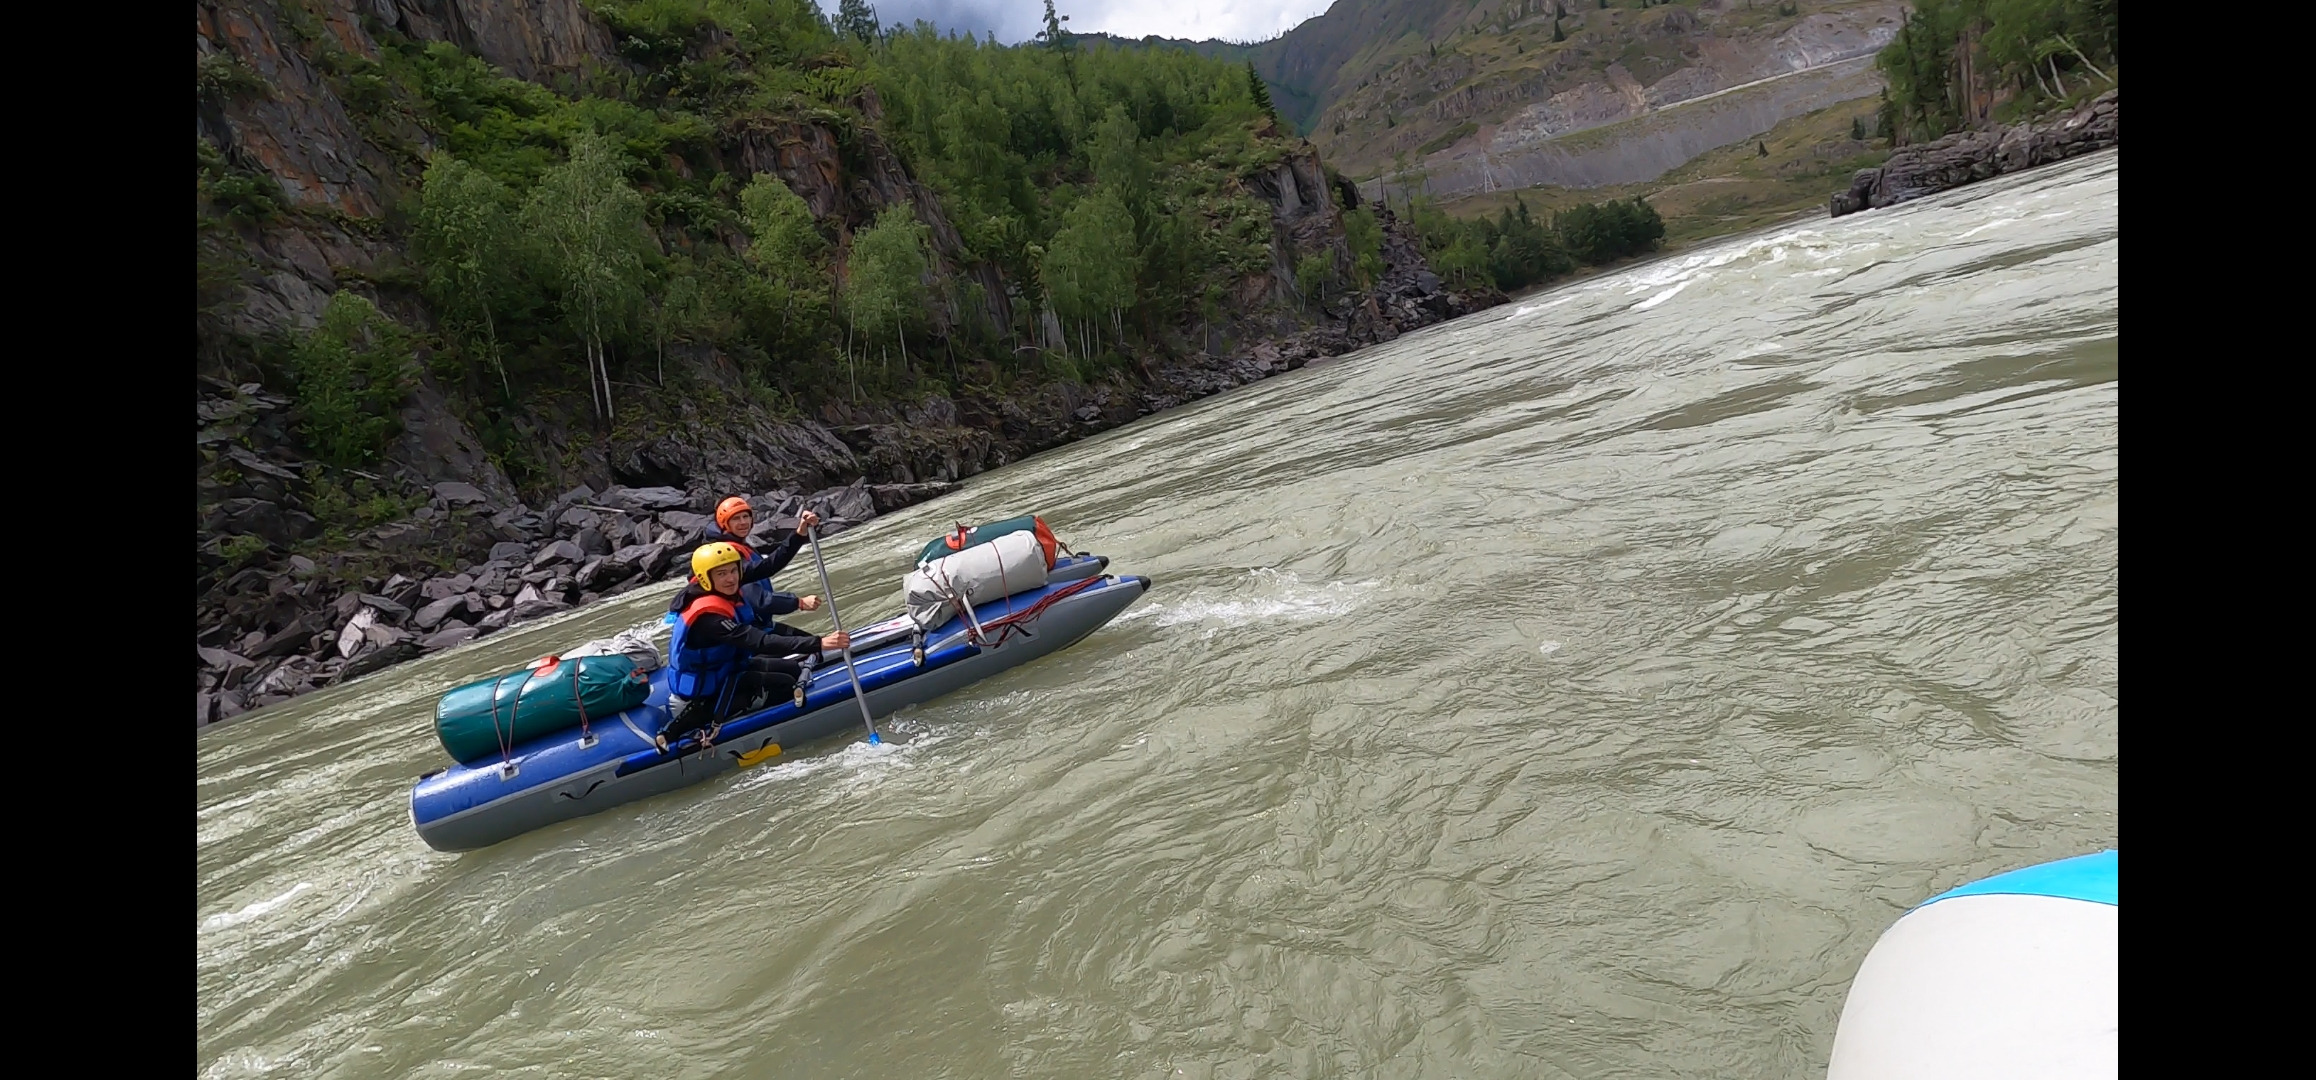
top-left (743, 532), bottom-right (809, 583)
top-left (688, 610), bottom-right (821, 657)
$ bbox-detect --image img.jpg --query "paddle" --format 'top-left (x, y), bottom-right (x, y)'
top-left (805, 513), bottom-right (881, 745)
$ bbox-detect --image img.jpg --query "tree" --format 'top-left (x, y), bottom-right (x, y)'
top-left (1246, 62), bottom-right (1276, 120)
top-left (1041, 189), bottom-right (1136, 357)
top-left (413, 152), bottom-right (524, 399)
top-left (1434, 230), bottom-right (1491, 290)
top-left (1089, 104), bottom-right (1146, 204)
top-left (285, 291), bottom-right (413, 468)
top-left (523, 131), bottom-right (652, 423)
top-left (1343, 206), bottom-right (1385, 288)
top-left (739, 172), bottom-right (826, 345)
top-left (1295, 253), bottom-right (1335, 308)
top-left (1035, 0), bottom-right (1073, 52)
top-left (1489, 196), bottom-right (1572, 289)
top-left (836, 0), bottom-right (879, 45)
top-left (741, 173), bottom-right (821, 267)
top-left (844, 204), bottom-right (930, 389)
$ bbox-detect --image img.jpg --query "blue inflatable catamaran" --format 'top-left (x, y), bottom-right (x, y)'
top-left (410, 518), bottom-right (1149, 852)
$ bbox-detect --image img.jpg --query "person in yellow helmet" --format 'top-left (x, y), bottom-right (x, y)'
top-left (660, 541), bottom-right (849, 750)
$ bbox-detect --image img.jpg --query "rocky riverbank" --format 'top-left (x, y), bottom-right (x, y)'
top-left (1830, 88), bottom-right (2117, 217)
top-left (195, 207), bottom-right (1500, 727)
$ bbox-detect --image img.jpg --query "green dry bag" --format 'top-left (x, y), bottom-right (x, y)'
top-left (916, 514), bottom-right (1058, 568)
top-left (433, 654), bottom-right (652, 764)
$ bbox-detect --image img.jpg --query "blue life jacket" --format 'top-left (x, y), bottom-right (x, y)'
top-left (667, 591), bottom-right (757, 701)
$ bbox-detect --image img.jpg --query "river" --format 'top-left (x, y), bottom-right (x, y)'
top-left (198, 150), bottom-right (2118, 1079)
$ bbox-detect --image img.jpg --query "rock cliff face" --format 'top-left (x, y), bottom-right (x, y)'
top-left (1830, 89), bottom-right (2117, 216)
top-left (1370, 54), bottom-right (1885, 203)
top-left (193, 1), bottom-right (1500, 724)
top-left (1321, 1), bottom-right (1903, 195)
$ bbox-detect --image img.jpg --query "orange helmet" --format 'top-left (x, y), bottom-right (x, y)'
top-left (715, 496), bottom-right (754, 535)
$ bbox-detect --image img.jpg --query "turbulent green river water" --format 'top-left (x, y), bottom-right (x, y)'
top-left (198, 151), bottom-right (2118, 1079)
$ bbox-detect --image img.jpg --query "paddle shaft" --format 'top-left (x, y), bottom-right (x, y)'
top-left (806, 518), bottom-right (880, 744)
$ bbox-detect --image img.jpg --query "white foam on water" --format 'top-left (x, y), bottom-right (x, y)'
top-left (1957, 216), bottom-right (2020, 240)
top-left (1633, 280), bottom-right (1692, 311)
top-left (1117, 569), bottom-right (1379, 638)
top-left (1513, 295), bottom-right (1578, 319)
top-left (201, 882), bottom-right (314, 932)
top-left (725, 715), bottom-right (961, 798)
top-left (1537, 641), bottom-right (1563, 656)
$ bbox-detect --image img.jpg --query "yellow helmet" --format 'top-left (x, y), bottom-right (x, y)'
top-left (690, 541), bottom-right (747, 588)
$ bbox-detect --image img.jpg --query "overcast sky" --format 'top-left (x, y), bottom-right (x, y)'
top-left (813, 1), bottom-right (1336, 46)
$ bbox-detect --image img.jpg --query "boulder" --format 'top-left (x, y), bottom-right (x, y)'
top-left (804, 482), bottom-right (876, 523)
top-left (604, 485), bottom-right (692, 511)
top-left (658, 511), bottom-right (716, 541)
top-left (574, 555), bottom-right (610, 590)
top-left (381, 574), bottom-right (421, 604)
top-left (557, 505), bottom-right (601, 534)
top-left (340, 640), bottom-right (420, 681)
top-left (215, 689), bottom-right (250, 721)
top-left (248, 616), bottom-right (313, 659)
top-left (203, 498), bottom-right (319, 548)
top-left (420, 573), bottom-right (474, 601)
top-left (431, 481), bottom-right (491, 506)
top-left (513, 584), bottom-right (542, 606)
top-left (251, 658), bottom-right (315, 698)
top-left (867, 482), bottom-right (952, 514)
top-left (489, 541), bottom-right (531, 563)
top-left (196, 646), bottom-right (253, 674)
top-left (337, 608), bottom-right (378, 658)
top-left (530, 539), bottom-right (584, 568)
top-left (640, 543), bottom-right (675, 579)
top-left (358, 594), bottom-right (412, 621)
top-left (412, 595), bottom-right (467, 631)
top-left (575, 527), bottom-right (612, 557)
top-left (418, 625), bottom-right (480, 651)
top-left (507, 597), bottom-right (566, 622)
